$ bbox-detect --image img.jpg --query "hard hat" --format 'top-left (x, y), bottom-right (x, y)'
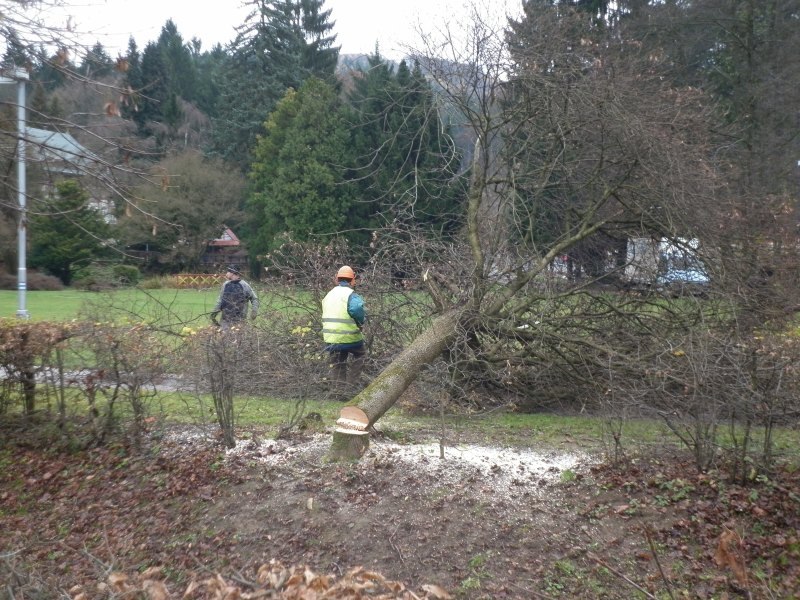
top-left (336, 265), bottom-right (356, 283)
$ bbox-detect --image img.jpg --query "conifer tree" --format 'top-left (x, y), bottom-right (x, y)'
top-left (29, 180), bottom-right (110, 285)
top-left (121, 37), bottom-right (144, 126)
top-left (347, 51), bottom-right (463, 236)
top-left (211, 0), bottom-right (339, 171)
top-left (129, 20), bottom-right (197, 137)
top-left (79, 42), bottom-right (114, 78)
top-left (246, 77), bottom-right (355, 258)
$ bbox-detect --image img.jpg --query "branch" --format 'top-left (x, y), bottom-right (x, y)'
top-left (586, 553), bottom-right (658, 599)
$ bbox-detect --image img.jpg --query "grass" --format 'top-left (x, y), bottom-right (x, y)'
top-left (3, 288), bottom-right (799, 467)
top-left (4, 383), bottom-right (800, 474)
top-left (0, 286), bottom-right (316, 325)
top-left (149, 392), bottom-right (344, 427)
top-left (0, 289), bottom-right (222, 323)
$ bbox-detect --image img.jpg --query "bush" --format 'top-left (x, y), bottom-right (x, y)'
top-left (138, 276), bottom-right (166, 289)
top-left (73, 264), bottom-right (140, 290)
top-left (0, 272), bottom-right (16, 290)
top-left (111, 265), bottom-right (141, 286)
top-left (0, 271), bottom-right (64, 291)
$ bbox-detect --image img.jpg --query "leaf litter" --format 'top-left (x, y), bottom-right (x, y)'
top-left (2, 422), bottom-right (799, 598)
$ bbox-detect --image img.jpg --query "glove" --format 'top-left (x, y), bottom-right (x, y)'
top-left (210, 311), bottom-right (220, 326)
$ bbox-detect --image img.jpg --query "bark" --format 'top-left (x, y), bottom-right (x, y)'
top-left (329, 309), bottom-right (463, 461)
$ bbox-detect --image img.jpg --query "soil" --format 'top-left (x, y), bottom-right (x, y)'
top-left (1, 419), bottom-right (798, 599)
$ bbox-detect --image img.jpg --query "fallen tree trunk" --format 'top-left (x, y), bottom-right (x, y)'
top-left (328, 308), bottom-right (463, 461)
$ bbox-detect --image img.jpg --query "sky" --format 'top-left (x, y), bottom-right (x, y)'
top-left (47, 0), bottom-right (520, 60)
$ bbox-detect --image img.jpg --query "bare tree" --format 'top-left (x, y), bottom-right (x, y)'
top-left (328, 3), bottom-right (723, 459)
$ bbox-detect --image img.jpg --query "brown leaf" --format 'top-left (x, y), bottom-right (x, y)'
top-left (108, 572), bottom-right (131, 592)
top-left (141, 566), bottom-right (164, 580)
top-left (182, 580), bottom-right (201, 598)
top-left (221, 586), bottom-right (241, 600)
top-left (421, 583), bottom-right (452, 599)
top-left (714, 529), bottom-right (749, 587)
top-left (143, 579), bottom-right (170, 600)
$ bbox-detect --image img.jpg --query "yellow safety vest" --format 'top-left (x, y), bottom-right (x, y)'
top-left (322, 286), bottom-right (363, 344)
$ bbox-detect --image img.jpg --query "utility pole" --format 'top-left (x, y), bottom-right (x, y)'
top-left (1, 67), bottom-right (30, 319)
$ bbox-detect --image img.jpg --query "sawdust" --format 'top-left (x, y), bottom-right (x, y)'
top-left (163, 427), bottom-right (591, 491)
top-left (223, 433), bottom-right (592, 489)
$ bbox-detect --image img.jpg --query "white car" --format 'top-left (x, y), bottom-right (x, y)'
top-left (656, 268), bottom-right (710, 295)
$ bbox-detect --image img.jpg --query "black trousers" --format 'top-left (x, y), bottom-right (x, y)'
top-left (328, 345), bottom-right (366, 386)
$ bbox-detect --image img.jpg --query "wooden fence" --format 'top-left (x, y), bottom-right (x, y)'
top-left (173, 273), bottom-right (224, 289)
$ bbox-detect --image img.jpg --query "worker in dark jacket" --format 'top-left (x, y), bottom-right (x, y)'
top-left (210, 265), bottom-right (259, 330)
top-left (321, 265), bottom-right (366, 393)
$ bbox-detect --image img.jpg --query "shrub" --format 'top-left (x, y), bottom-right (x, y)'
top-left (0, 272), bottom-right (15, 290)
top-left (138, 276), bottom-right (166, 290)
top-left (111, 265), bottom-right (141, 286)
top-left (27, 272), bottom-right (65, 291)
top-left (73, 264), bottom-right (140, 290)
top-left (0, 320), bottom-right (74, 415)
top-left (0, 271), bottom-right (64, 291)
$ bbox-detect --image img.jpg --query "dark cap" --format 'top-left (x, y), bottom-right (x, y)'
top-left (226, 265), bottom-right (242, 276)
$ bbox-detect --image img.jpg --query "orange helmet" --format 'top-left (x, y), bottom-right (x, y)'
top-left (336, 265), bottom-right (356, 284)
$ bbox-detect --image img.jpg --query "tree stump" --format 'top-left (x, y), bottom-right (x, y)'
top-left (328, 406), bottom-right (370, 461)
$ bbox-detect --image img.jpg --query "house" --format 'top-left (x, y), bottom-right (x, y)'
top-left (25, 127), bottom-right (115, 223)
top-left (26, 127), bottom-right (103, 176)
top-left (201, 227), bottom-right (248, 272)
top-left (624, 237), bottom-right (709, 291)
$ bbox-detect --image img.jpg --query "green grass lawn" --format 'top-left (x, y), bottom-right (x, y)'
top-left (0, 289), bottom-right (222, 322)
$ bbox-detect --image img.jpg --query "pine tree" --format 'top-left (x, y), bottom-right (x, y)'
top-left (29, 180), bottom-right (110, 285)
top-left (246, 77), bottom-right (355, 257)
top-left (210, 0), bottom-right (340, 171)
top-left (137, 41), bottom-right (169, 133)
top-left (346, 51), bottom-right (463, 236)
top-left (121, 37), bottom-right (144, 126)
top-left (129, 21), bottom-right (198, 137)
top-left (79, 42), bottom-right (114, 78)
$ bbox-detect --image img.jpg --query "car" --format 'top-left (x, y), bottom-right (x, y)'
top-left (656, 267), bottom-right (710, 296)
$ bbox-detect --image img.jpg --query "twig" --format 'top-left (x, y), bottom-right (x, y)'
top-left (388, 523), bottom-right (406, 565)
top-left (329, 561), bottom-right (344, 577)
top-left (229, 570), bottom-right (258, 588)
top-left (587, 552), bottom-right (658, 600)
top-left (507, 581), bottom-right (556, 599)
top-left (645, 526), bottom-right (675, 600)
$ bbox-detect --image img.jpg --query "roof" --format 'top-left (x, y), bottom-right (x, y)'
top-left (208, 227), bottom-right (241, 247)
top-left (25, 127), bottom-right (103, 176)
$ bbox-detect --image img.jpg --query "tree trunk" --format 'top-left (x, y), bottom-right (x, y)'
top-left (329, 309), bottom-right (462, 461)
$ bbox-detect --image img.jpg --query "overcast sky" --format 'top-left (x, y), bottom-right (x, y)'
top-left (48, 0), bottom-right (519, 60)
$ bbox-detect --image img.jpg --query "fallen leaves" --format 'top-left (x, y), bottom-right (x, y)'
top-left (3, 430), bottom-right (800, 599)
top-left (70, 561), bottom-right (448, 600)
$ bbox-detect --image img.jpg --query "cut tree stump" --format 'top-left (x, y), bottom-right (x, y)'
top-left (329, 406), bottom-right (370, 460)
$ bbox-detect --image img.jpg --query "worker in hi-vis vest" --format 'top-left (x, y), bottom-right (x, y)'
top-left (321, 265), bottom-right (366, 396)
